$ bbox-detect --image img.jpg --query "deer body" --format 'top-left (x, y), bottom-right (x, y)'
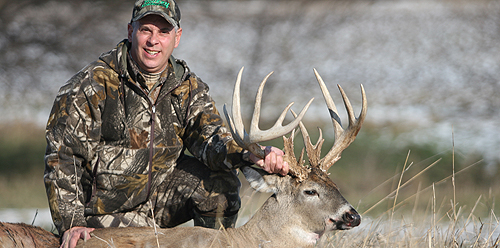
top-left (76, 167), bottom-right (358, 248)
top-left (0, 222), bottom-right (59, 248)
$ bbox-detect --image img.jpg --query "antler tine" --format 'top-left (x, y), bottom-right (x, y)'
top-left (290, 109), bottom-right (324, 168)
top-left (282, 128), bottom-right (308, 181)
top-left (226, 67), bottom-right (246, 144)
top-left (223, 67), bottom-right (314, 159)
top-left (313, 68), bottom-right (367, 171)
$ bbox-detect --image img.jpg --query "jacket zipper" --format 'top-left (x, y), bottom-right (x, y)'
top-left (145, 85), bottom-right (182, 198)
top-left (119, 72), bottom-right (183, 200)
top-left (146, 104), bottom-right (156, 197)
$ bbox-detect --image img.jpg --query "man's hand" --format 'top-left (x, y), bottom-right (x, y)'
top-left (249, 146), bottom-right (289, 176)
top-left (60, 226), bottom-right (94, 248)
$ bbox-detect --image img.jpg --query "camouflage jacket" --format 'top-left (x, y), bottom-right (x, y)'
top-left (44, 40), bottom-right (247, 233)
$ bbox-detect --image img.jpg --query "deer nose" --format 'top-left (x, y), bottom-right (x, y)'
top-left (342, 208), bottom-right (361, 227)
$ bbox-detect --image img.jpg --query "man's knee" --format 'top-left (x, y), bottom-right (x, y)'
top-left (194, 169), bottom-right (241, 214)
top-left (164, 155), bottom-right (242, 228)
top-left (193, 209), bottom-right (238, 229)
top-left (192, 189), bottom-right (240, 229)
top-left (176, 156), bottom-right (241, 212)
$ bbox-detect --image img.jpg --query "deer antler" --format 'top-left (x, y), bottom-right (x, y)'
top-left (223, 67), bottom-right (314, 160)
top-left (283, 69), bottom-right (367, 179)
top-left (312, 69), bottom-right (367, 171)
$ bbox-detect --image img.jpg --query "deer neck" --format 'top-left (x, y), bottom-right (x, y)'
top-left (234, 194), bottom-right (319, 248)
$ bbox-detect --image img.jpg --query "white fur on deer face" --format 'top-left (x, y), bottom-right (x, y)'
top-left (242, 165), bottom-right (361, 244)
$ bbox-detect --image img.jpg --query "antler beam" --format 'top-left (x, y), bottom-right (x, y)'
top-left (313, 69), bottom-right (367, 171)
top-left (223, 67), bottom-right (314, 159)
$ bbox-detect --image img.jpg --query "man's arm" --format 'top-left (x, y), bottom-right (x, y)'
top-left (44, 72), bottom-right (102, 234)
top-left (176, 75), bottom-right (288, 174)
top-left (172, 74), bottom-right (251, 171)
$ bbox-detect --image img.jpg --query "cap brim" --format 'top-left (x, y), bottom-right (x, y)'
top-left (132, 11), bottom-right (178, 28)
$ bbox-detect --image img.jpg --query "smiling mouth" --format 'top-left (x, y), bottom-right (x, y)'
top-left (145, 49), bottom-right (159, 55)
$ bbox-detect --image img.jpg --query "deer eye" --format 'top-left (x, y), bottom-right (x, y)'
top-left (304, 190), bottom-right (318, 196)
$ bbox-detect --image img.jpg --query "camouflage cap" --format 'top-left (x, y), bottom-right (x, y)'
top-left (132, 0), bottom-right (181, 28)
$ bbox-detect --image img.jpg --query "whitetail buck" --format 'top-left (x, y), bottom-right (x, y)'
top-left (68, 67), bottom-right (367, 248)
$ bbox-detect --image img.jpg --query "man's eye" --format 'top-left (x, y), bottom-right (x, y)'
top-left (160, 29), bottom-right (172, 35)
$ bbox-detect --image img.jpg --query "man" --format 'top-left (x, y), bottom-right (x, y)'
top-left (44, 1), bottom-right (289, 247)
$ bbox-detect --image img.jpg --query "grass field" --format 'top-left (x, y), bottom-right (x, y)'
top-left (323, 156), bottom-right (500, 247)
top-left (1, 122), bottom-right (498, 247)
top-left (0, 122), bottom-right (48, 209)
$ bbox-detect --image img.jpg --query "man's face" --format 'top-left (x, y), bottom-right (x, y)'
top-left (128, 15), bottom-right (182, 74)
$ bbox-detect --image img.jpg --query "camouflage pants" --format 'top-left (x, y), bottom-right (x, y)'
top-left (86, 155), bottom-right (241, 229)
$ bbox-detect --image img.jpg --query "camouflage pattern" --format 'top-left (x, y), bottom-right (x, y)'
top-left (132, 0), bottom-right (181, 28)
top-left (86, 156), bottom-right (241, 229)
top-left (44, 39), bottom-right (248, 233)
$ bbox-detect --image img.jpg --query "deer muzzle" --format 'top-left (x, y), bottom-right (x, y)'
top-left (337, 208), bottom-right (361, 230)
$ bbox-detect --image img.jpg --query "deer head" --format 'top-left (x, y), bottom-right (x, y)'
top-left (224, 68), bottom-right (366, 246)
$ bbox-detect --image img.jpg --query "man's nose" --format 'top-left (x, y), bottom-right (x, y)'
top-left (148, 32), bottom-right (159, 45)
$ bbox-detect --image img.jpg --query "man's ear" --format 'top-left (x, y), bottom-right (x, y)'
top-left (174, 27), bottom-right (182, 48)
top-left (127, 22), bottom-right (134, 42)
top-left (241, 165), bottom-right (285, 194)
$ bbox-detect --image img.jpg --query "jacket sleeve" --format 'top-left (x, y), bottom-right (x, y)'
top-left (178, 75), bottom-right (250, 171)
top-left (44, 69), bottom-right (103, 233)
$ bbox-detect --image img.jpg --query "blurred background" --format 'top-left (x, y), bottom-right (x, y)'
top-left (0, 0), bottom-right (499, 231)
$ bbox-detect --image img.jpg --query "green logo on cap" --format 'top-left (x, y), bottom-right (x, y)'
top-left (142, 0), bottom-right (170, 9)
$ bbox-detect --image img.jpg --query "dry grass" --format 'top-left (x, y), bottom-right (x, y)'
top-left (322, 193), bottom-right (499, 247)
top-left (321, 149), bottom-right (498, 247)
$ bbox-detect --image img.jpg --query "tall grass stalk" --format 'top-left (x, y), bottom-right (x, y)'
top-left (390, 150), bottom-right (411, 231)
top-left (316, 146), bottom-right (497, 247)
top-left (363, 158), bottom-right (441, 216)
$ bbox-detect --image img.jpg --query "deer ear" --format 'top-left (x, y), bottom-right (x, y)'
top-left (241, 165), bottom-right (284, 194)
